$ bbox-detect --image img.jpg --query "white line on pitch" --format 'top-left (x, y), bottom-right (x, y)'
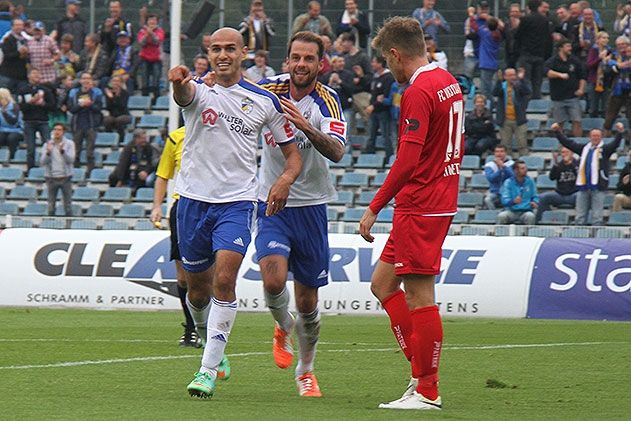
top-left (0, 338), bottom-right (385, 346)
top-left (0, 342), bottom-right (622, 370)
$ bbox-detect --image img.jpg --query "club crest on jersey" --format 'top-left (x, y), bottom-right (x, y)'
top-left (404, 118), bottom-right (420, 134)
top-left (241, 97), bottom-right (254, 114)
top-left (202, 107), bottom-right (218, 125)
top-left (303, 109), bottom-right (311, 120)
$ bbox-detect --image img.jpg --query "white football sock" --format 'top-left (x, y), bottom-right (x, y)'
top-left (185, 294), bottom-right (211, 340)
top-left (295, 308), bottom-right (320, 377)
top-left (264, 287), bottom-right (295, 333)
top-left (200, 298), bottom-right (237, 377)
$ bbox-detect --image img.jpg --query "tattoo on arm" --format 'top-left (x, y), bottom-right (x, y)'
top-left (304, 126), bottom-right (345, 163)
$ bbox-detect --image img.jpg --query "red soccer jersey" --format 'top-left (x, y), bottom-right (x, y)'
top-left (392, 62), bottom-right (464, 215)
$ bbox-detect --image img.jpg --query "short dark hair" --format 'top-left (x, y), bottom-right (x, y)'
top-left (287, 31), bottom-right (324, 60)
top-left (60, 33), bottom-right (74, 43)
top-left (527, 0), bottom-right (542, 11)
top-left (373, 55), bottom-right (387, 67)
top-left (340, 32), bottom-right (356, 44)
top-left (52, 122), bottom-right (66, 131)
top-left (556, 36), bottom-right (571, 49)
top-left (513, 159), bottom-right (527, 169)
top-left (146, 13), bottom-right (159, 21)
top-left (494, 144), bottom-right (507, 151)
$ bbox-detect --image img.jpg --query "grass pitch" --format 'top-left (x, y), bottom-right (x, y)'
top-left (1, 308), bottom-right (630, 420)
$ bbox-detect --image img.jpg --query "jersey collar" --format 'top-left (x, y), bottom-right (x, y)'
top-left (409, 62), bottom-right (438, 84)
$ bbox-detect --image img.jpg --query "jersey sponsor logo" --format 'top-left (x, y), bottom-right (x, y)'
top-left (241, 97), bottom-right (254, 114)
top-left (182, 256), bottom-right (210, 266)
top-left (264, 131), bottom-right (277, 147)
top-left (403, 118), bottom-right (420, 134)
top-left (329, 121), bottom-right (345, 136)
top-left (283, 120), bottom-right (293, 138)
top-left (202, 107), bottom-right (218, 125)
top-left (202, 107), bottom-right (255, 135)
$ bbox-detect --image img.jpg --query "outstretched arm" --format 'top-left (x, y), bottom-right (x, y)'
top-left (168, 65), bottom-right (195, 107)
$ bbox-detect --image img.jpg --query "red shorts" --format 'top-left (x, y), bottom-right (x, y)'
top-left (380, 214), bottom-right (453, 276)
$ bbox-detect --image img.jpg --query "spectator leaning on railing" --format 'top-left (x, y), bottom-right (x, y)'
top-left (497, 159), bottom-right (539, 225)
top-left (551, 121), bottom-right (625, 225)
top-left (535, 146), bottom-right (578, 223)
top-left (613, 150), bottom-right (631, 212)
top-left (484, 144), bottom-right (514, 209)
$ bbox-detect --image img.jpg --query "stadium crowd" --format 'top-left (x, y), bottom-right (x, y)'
top-left (0, 0), bottom-right (631, 227)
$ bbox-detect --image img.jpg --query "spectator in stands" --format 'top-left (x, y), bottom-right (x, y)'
top-left (54, 0), bottom-right (86, 53)
top-left (569, 2), bottom-right (582, 22)
top-left (0, 19), bottom-right (28, 91)
top-left (412, 0), bottom-right (450, 48)
top-left (613, 150), bottom-right (631, 212)
top-left (198, 33), bottom-right (211, 56)
top-left (321, 55), bottom-right (355, 126)
top-left (425, 34), bottom-right (448, 70)
top-left (504, 3), bottom-right (522, 68)
top-left (465, 94), bottom-right (496, 156)
top-left (577, 1), bottom-right (602, 27)
top-left (586, 32), bottom-right (612, 118)
top-left (335, 0), bottom-right (370, 50)
top-left (292, 1), bottom-right (334, 39)
top-left (545, 38), bottom-right (586, 138)
top-left (49, 74), bottom-right (73, 128)
top-left (191, 54), bottom-right (210, 77)
top-left (68, 72), bottom-right (103, 172)
top-left (573, 8), bottom-right (602, 61)
top-left (484, 144), bottom-right (514, 209)
top-left (103, 74), bottom-right (130, 141)
top-left (109, 128), bottom-right (154, 190)
top-left (17, 68), bottom-right (55, 170)
top-left (26, 22), bottom-right (60, 86)
top-left (498, 159), bottom-right (539, 224)
top-left (0, 1), bottom-right (12, 39)
top-left (364, 55), bottom-right (394, 160)
top-left (108, 31), bottom-right (137, 92)
top-left (137, 13), bottom-right (164, 100)
top-left (40, 123), bottom-right (75, 216)
top-left (98, 0), bottom-right (132, 55)
top-left (318, 34), bottom-right (332, 77)
top-left (494, 67), bottom-right (531, 156)
top-left (238, 0), bottom-right (274, 67)
top-left (463, 4), bottom-right (486, 79)
top-left (551, 121), bottom-right (625, 225)
top-left (554, 5), bottom-right (578, 43)
top-left (514, 0), bottom-right (552, 99)
top-left (471, 15), bottom-right (504, 99)
top-left (604, 39), bottom-right (631, 136)
top-left (535, 147), bottom-right (578, 223)
top-left (244, 49), bottom-right (275, 82)
top-left (340, 32), bottom-right (371, 130)
top-left (0, 88), bottom-right (22, 159)
top-left (77, 33), bottom-right (109, 81)
top-left (57, 34), bottom-right (79, 79)
top-left (614, 3), bottom-right (631, 38)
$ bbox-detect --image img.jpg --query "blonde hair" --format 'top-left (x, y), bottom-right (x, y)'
top-left (474, 94), bottom-right (487, 104)
top-left (372, 16), bottom-right (426, 58)
top-left (0, 88), bottom-right (14, 105)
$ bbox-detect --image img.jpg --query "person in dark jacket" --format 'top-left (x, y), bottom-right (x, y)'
top-left (0, 18), bottom-right (28, 91)
top-left (335, 0), bottom-right (370, 50)
top-left (494, 67), bottom-right (531, 156)
top-left (109, 128), bottom-right (154, 190)
top-left (103, 74), bottom-right (130, 142)
top-left (0, 1), bottom-right (13, 39)
top-left (535, 147), bottom-right (578, 222)
top-left (97, 0), bottom-right (132, 55)
top-left (76, 33), bottom-right (110, 81)
top-left (54, 0), bottom-right (87, 53)
top-left (364, 55), bottom-right (394, 160)
top-left (613, 151), bottom-right (631, 212)
top-left (551, 121), bottom-right (625, 225)
top-left (16, 68), bottom-right (55, 169)
top-left (0, 87), bottom-right (22, 159)
top-left (68, 72), bottom-right (103, 172)
top-left (320, 55), bottom-right (356, 130)
top-left (465, 94), bottom-right (496, 156)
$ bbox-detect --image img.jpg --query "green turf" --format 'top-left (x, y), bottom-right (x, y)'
top-left (1, 308), bottom-right (630, 420)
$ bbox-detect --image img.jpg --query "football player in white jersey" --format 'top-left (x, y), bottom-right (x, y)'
top-left (257, 32), bottom-right (347, 397)
top-left (168, 27), bottom-right (302, 399)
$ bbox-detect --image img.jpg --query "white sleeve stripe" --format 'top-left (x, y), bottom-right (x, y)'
top-left (328, 133), bottom-right (347, 145)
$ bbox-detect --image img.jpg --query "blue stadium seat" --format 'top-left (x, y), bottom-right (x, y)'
top-left (95, 132), bottom-right (120, 148)
top-left (527, 99), bottom-right (551, 113)
top-left (452, 210), bottom-right (469, 224)
top-left (104, 150), bottom-right (121, 165)
top-left (72, 186), bottom-right (100, 201)
top-left (118, 204), bottom-right (145, 218)
top-left (127, 95), bottom-right (152, 111)
top-left (348, 135), bottom-right (368, 149)
top-left (89, 168), bottom-right (111, 183)
top-left (494, 225), bottom-right (526, 236)
top-left (519, 156), bottom-right (545, 171)
top-left (329, 173), bottom-right (337, 186)
top-left (471, 210), bottom-right (499, 224)
top-left (341, 207), bottom-right (366, 222)
top-left (531, 137), bottom-right (560, 152)
top-left (133, 219), bottom-right (154, 230)
top-left (607, 211), bottom-right (631, 226)
top-left (545, 120), bottom-right (571, 131)
top-left (86, 203), bottom-right (114, 217)
top-left (72, 168), bottom-right (87, 184)
top-left (10, 217), bottom-right (34, 228)
top-left (604, 194), bottom-right (615, 209)
top-left (329, 190), bottom-right (354, 206)
top-left (56, 203), bottom-right (82, 216)
top-left (0, 202), bottom-right (18, 215)
top-left (596, 228), bottom-right (625, 238)
top-left (8, 185), bottom-right (37, 200)
top-left (22, 202), bottom-right (47, 216)
top-left (39, 218), bottom-right (66, 229)
top-left (102, 219), bottom-right (129, 230)
top-left (330, 154), bottom-right (352, 169)
top-left (372, 172), bottom-right (387, 187)
top-left (135, 187), bottom-right (155, 202)
top-left (581, 117), bottom-right (605, 131)
top-left (79, 150), bottom-right (103, 167)
top-left (11, 149), bottom-right (26, 164)
top-left (461, 155), bottom-right (480, 170)
top-left (26, 167), bottom-right (45, 182)
top-left (356, 191), bottom-right (376, 206)
top-left (616, 156), bottom-right (628, 171)
top-left (540, 79), bottom-right (550, 95)
top-left (470, 173), bottom-right (490, 189)
top-left (0, 167), bottom-right (23, 182)
top-left (376, 208), bottom-right (393, 223)
top-left (153, 95), bottom-right (170, 110)
top-left (527, 226), bottom-right (559, 237)
top-left (70, 219), bottom-right (98, 230)
top-left (386, 155), bottom-right (395, 168)
top-left (339, 172), bottom-right (368, 187)
top-left (526, 120), bottom-right (541, 132)
top-left (136, 115), bottom-right (166, 129)
top-left (103, 187), bottom-right (132, 202)
top-left (561, 227), bottom-right (591, 238)
top-left (355, 154), bottom-right (384, 169)
top-left (461, 226), bottom-right (490, 235)
top-left (0, 148), bottom-right (9, 163)
top-left (536, 174), bottom-right (557, 190)
top-left (0, 186), bottom-right (5, 200)
top-left (609, 174), bottom-right (619, 190)
top-left (539, 210), bottom-right (569, 225)
top-left (457, 192), bottom-right (484, 207)
top-left (327, 208), bottom-right (338, 221)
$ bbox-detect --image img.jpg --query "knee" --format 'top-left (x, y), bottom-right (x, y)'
top-left (213, 268), bottom-right (237, 297)
top-left (263, 276), bottom-right (285, 295)
top-left (497, 212), bottom-right (508, 224)
top-left (370, 280), bottom-right (397, 302)
top-left (295, 291), bottom-right (318, 314)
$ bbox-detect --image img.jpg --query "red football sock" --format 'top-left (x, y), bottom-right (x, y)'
top-left (381, 289), bottom-right (413, 362)
top-left (410, 305), bottom-right (443, 401)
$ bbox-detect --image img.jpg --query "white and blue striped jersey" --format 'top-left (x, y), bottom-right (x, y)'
top-left (258, 74), bottom-right (347, 207)
top-left (175, 77), bottom-right (295, 203)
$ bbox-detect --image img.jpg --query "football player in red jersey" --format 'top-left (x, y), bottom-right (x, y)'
top-left (359, 16), bottom-right (464, 411)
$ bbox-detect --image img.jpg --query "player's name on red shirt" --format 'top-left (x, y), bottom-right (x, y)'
top-left (436, 82), bottom-right (462, 103)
